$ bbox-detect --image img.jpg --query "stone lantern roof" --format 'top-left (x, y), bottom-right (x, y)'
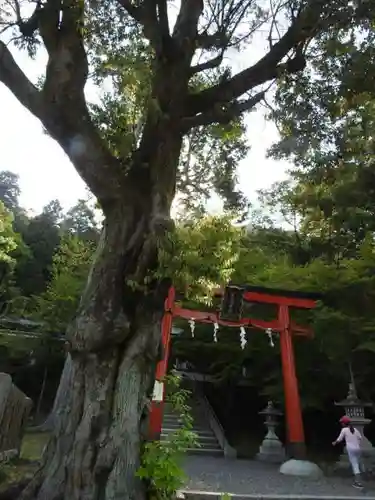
top-left (259, 401), bottom-right (283, 418)
top-left (335, 383), bottom-right (371, 423)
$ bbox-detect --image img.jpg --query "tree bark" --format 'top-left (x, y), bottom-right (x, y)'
top-left (23, 230), bottom-right (161, 500)
top-left (34, 355), bottom-right (73, 432)
top-left (36, 327), bottom-right (157, 500)
top-left (35, 366), bottom-right (48, 423)
top-left (20, 132), bottom-right (181, 499)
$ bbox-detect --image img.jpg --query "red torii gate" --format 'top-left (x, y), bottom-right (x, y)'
top-left (149, 284), bottom-right (321, 459)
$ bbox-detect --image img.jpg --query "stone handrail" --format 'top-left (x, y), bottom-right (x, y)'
top-left (173, 368), bottom-right (253, 387)
top-left (194, 384), bottom-right (237, 459)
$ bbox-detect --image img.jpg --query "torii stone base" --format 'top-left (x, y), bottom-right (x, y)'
top-left (280, 459), bottom-right (323, 479)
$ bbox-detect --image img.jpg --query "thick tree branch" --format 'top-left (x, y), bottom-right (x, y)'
top-left (196, 31), bottom-right (229, 49)
top-left (1, 8), bottom-right (125, 209)
top-left (42, 104), bottom-right (127, 211)
top-left (11, 0), bottom-right (41, 38)
top-left (157, 0), bottom-right (170, 37)
top-left (116, 0), bottom-right (144, 23)
top-left (173, 0), bottom-right (204, 44)
top-left (0, 40), bottom-right (44, 118)
top-left (40, 0), bottom-right (88, 103)
top-left (187, 0), bottom-right (325, 115)
top-left (182, 91), bottom-right (265, 130)
top-left (116, 0), bottom-right (165, 52)
top-left (38, 0), bottom-right (62, 54)
top-left (190, 53), bottom-right (224, 75)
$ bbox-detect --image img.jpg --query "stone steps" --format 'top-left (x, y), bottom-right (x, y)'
top-left (162, 401), bottom-right (223, 456)
top-left (162, 428), bottom-right (218, 440)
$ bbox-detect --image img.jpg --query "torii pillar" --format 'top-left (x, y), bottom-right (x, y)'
top-left (148, 286), bottom-right (175, 441)
top-left (278, 303), bottom-right (306, 460)
top-left (240, 286), bottom-right (323, 478)
top-left (277, 302), bottom-right (322, 477)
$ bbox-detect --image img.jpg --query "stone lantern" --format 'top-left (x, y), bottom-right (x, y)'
top-left (256, 401), bottom-right (285, 463)
top-left (334, 383), bottom-right (375, 470)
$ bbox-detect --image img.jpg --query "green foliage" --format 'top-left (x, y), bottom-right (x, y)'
top-left (165, 213), bottom-right (375, 409)
top-left (137, 374), bottom-right (198, 500)
top-left (90, 26), bottom-right (152, 162)
top-left (0, 176), bottom-right (99, 319)
top-left (35, 235), bottom-right (95, 332)
top-left (0, 201), bottom-right (21, 306)
top-left (0, 201), bottom-right (17, 264)
top-left (245, 12), bottom-right (375, 405)
top-left (221, 494), bottom-right (231, 500)
top-left (87, 16), bottom-right (250, 218)
top-left (0, 171), bottom-right (20, 212)
top-left (0, 464), bottom-right (6, 483)
top-left (61, 199), bottom-right (100, 242)
top-left (4, 171), bottom-right (375, 412)
top-left (157, 215), bottom-right (243, 301)
top-left (267, 20), bottom-right (375, 263)
top-left (176, 120), bottom-right (249, 218)
top-left (14, 203), bottom-right (62, 296)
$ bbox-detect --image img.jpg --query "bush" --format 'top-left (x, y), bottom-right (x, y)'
top-left (137, 374), bottom-right (198, 499)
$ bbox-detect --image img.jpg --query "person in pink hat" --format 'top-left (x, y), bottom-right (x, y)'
top-left (332, 415), bottom-right (363, 488)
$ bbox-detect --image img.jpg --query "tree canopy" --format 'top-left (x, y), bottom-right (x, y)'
top-left (35, 235), bottom-right (95, 333)
top-left (0, 201), bottom-right (17, 264)
top-left (265, 13), bottom-right (375, 263)
top-left (1, 0), bottom-right (373, 217)
top-left (0, 171), bottom-right (99, 305)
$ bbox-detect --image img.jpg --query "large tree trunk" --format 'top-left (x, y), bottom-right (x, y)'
top-left (21, 173), bottom-right (179, 499)
top-left (33, 354), bottom-right (73, 432)
top-left (12, 19), bottom-right (188, 495)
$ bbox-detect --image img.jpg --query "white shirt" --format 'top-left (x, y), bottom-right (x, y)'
top-left (337, 427), bottom-right (362, 450)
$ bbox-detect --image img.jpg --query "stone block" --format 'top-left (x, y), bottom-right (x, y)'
top-left (0, 372), bottom-right (32, 462)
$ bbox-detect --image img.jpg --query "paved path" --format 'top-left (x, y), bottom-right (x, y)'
top-left (182, 456), bottom-right (375, 498)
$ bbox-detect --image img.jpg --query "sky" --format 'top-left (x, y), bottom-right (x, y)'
top-left (0, 28), bottom-right (291, 216)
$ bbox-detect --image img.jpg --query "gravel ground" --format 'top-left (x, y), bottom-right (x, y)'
top-left (182, 456), bottom-right (375, 498)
